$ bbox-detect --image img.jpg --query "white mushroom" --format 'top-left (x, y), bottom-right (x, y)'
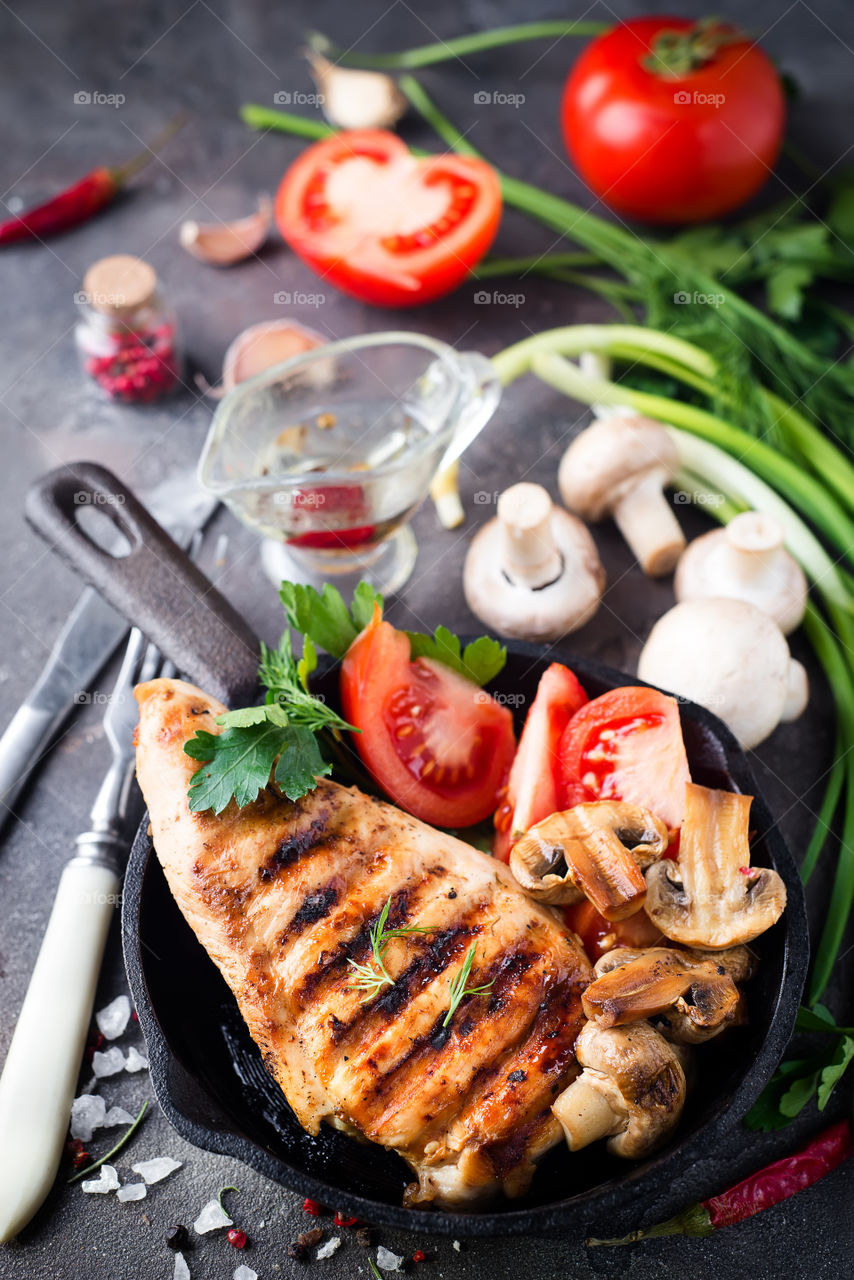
top-left (558, 416), bottom-right (686, 576)
top-left (637, 598), bottom-right (808, 749)
top-left (552, 1021), bottom-right (686, 1158)
top-left (463, 482), bottom-right (604, 642)
top-left (675, 511), bottom-right (807, 634)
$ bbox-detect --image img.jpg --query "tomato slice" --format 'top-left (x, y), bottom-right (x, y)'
top-left (564, 900), bottom-right (665, 963)
top-left (493, 663), bottom-right (588, 861)
top-left (340, 609), bottom-right (515, 827)
top-left (274, 130), bottom-right (502, 307)
top-left (558, 687), bottom-right (691, 830)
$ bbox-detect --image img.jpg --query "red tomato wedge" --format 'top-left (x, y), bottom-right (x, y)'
top-left (274, 130), bottom-right (502, 307)
top-left (558, 687), bottom-right (690, 830)
top-left (493, 663), bottom-right (588, 862)
top-left (340, 608), bottom-right (515, 827)
top-left (564, 900), bottom-right (665, 963)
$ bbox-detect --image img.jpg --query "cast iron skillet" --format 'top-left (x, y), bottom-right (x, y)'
top-left (26, 462), bottom-right (809, 1241)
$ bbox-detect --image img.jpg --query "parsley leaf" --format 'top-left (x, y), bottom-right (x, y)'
top-left (406, 626), bottom-right (506, 686)
top-left (745, 1005), bottom-right (854, 1131)
top-left (281, 580), bottom-right (507, 687)
top-left (817, 1036), bottom-right (854, 1109)
top-left (279, 581), bottom-right (383, 659)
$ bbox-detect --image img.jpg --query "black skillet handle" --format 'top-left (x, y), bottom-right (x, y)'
top-left (25, 462), bottom-right (260, 707)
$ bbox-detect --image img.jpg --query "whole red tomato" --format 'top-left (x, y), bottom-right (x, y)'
top-left (561, 17), bottom-right (785, 223)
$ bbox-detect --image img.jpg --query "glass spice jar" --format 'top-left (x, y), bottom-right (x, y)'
top-left (75, 254), bottom-right (181, 403)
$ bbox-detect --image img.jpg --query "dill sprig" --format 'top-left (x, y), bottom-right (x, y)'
top-left (443, 943), bottom-right (495, 1028)
top-left (347, 897), bottom-right (436, 1002)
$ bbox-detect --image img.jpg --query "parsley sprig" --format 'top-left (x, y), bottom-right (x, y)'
top-left (443, 943), bottom-right (495, 1028)
top-left (745, 1003), bottom-right (854, 1131)
top-left (347, 896), bottom-right (437, 1002)
top-left (184, 580), bottom-right (507, 815)
top-left (184, 631), bottom-right (354, 815)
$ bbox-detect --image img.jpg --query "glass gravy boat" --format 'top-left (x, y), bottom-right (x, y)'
top-left (198, 332), bottom-right (501, 594)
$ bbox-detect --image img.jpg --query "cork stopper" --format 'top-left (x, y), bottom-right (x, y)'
top-left (82, 254), bottom-right (156, 318)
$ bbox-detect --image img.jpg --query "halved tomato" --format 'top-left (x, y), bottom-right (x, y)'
top-left (564, 899), bottom-right (665, 963)
top-left (274, 130), bottom-right (502, 307)
top-left (558, 687), bottom-right (691, 830)
top-left (493, 663), bottom-right (588, 862)
top-left (340, 608), bottom-right (515, 827)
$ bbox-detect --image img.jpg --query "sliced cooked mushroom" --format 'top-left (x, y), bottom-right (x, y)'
top-left (582, 946), bottom-right (745, 1041)
top-left (463, 482), bottom-right (605, 642)
top-left (558, 416), bottom-right (686, 576)
top-left (509, 801), bottom-right (668, 919)
top-left (644, 782), bottom-right (786, 949)
top-left (552, 1021), bottom-right (686, 1158)
top-left (675, 511), bottom-right (807, 635)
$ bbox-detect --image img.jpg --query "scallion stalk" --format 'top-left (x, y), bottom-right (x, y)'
top-left (306, 21), bottom-right (608, 69)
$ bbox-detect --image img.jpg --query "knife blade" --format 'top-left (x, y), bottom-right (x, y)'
top-left (0, 477), bottom-right (217, 830)
top-left (0, 588), bottom-right (126, 826)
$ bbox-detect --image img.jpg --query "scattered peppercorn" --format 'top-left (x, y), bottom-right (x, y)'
top-left (333, 1210), bottom-right (359, 1228)
top-left (131, 1009), bottom-right (139, 1022)
top-left (165, 1225), bottom-right (190, 1251)
top-left (288, 1227), bottom-right (324, 1260)
top-left (227, 1228), bottom-right (248, 1249)
top-left (412, 1249), bottom-right (427, 1263)
top-left (72, 1149), bottom-right (91, 1170)
top-left (355, 1227), bottom-right (373, 1249)
top-left (302, 1197), bottom-right (322, 1216)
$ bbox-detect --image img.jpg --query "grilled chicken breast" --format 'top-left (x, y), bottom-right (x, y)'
top-left (134, 677), bottom-right (592, 1206)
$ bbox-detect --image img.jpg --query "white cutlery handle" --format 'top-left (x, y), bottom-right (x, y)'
top-left (0, 856), bottom-right (119, 1241)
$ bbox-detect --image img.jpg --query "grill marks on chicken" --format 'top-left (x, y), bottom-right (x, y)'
top-left (134, 677), bottom-right (592, 1205)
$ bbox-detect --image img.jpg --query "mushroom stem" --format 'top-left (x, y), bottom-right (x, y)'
top-left (783, 659), bottom-right (809, 722)
top-left (722, 512), bottom-right (785, 583)
top-left (552, 1076), bottom-right (623, 1150)
top-left (612, 472), bottom-right (686, 576)
top-left (497, 483), bottom-right (563, 589)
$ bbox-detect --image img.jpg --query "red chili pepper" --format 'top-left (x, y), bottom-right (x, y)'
top-left (302, 1197), bottom-right (322, 1216)
top-left (588, 1120), bottom-right (854, 1245)
top-left (333, 1210), bottom-right (358, 1228)
top-left (0, 116), bottom-right (184, 245)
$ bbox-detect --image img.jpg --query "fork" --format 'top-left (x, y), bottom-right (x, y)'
top-left (0, 626), bottom-right (172, 1240)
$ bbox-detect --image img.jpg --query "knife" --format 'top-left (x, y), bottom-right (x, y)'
top-left (0, 588), bottom-right (126, 827)
top-left (0, 479), bottom-right (216, 831)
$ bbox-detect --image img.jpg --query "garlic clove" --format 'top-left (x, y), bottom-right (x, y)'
top-left (179, 195), bottom-right (272, 266)
top-left (221, 319), bottom-right (326, 392)
top-left (306, 51), bottom-right (407, 131)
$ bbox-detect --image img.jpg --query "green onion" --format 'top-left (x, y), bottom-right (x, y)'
top-left (306, 21), bottom-right (608, 69)
top-left (68, 1100), bottom-right (149, 1184)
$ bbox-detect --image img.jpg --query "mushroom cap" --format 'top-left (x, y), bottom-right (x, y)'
top-left (675, 513), bottom-right (807, 635)
top-left (463, 496), bottom-right (604, 642)
top-left (573, 1021), bottom-right (686, 1158)
top-left (582, 946), bottom-right (741, 1036)
top-left (558, 416), bottom-right (679, 521)
top-left (509, 801), bottom-right (668, 915)
top-left (638, 597), bottom-right (807, 749)
top-left (642, 781), bottom-right (787, 949)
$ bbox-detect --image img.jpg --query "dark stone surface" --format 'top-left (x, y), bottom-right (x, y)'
top-left (0, 1), bottom-right (852, 1277)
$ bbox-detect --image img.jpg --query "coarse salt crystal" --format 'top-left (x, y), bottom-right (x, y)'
top-left (104, 1106), bottom-right (135, 1128)
top-left (131, 1156), bottom-right (182, 1185)
top-left (234, 1268), bottom-right (258, 1280)
top-left (194, 1198), bottom-right (233, 1233)
top-left (117, 1183), bottom-right (147, 1202)
top-left (453, 1240), bottom-right (461, 1252)
top-left (316, 1236), bottom-right (341, 1259)
top-left (81, 1164), bottom-right (120, 1194)
top-left (92, 1047), bottom-right (126, 1078)
top-left (376, 1246), bottom-right (404, 1270)
top-left (71, 1093), bottom-right (107, 1141)
top-left (96, 995), bottom-right (131, 1040)
top-left (174, 1253), bottom-right (190, 1280)
top-left (124, 1046), bottom-right (149, 1072)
